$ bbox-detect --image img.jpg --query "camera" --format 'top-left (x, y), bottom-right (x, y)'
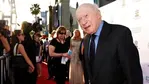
top-left (0, 20), bottom-right (8, 37)
top-left (32, 17), bottom-right (42, 32)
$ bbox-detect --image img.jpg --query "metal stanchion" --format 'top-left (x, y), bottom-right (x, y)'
top-left (1, 58), bottom-right (4, 84)
top-left (6, 57), bottom-right (9, 76)
top-left (0, 54), bottom-right (10, 84)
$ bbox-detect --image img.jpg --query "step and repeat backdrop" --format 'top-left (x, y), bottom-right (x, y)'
top-left (99, 0), bottom-right (149, 83)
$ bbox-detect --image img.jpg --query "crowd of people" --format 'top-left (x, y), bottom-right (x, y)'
top-left (0, 3), bottom-right (143, 84)
top-left (0, 20), bottom-right (84, 84)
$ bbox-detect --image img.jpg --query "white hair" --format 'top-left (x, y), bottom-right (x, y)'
top-left (76, 3), bottom-right (99, 14)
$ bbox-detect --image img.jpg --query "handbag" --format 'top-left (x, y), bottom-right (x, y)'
top-left (11, 43), bottom-right (28, 69)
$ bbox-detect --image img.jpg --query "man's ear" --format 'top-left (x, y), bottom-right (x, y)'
top-left (97, 10), bottom-right (101, 19)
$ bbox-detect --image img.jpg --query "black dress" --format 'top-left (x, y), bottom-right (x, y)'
top-left (50, 38), bottom-right (69, 84)
top-left (12, 43), bottom-right (29, 84)
top-left (22, 34), bottom-right (37, 84)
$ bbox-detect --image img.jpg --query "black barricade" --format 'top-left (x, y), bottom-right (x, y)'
top-left (0, 54), bottom-right (11, 84)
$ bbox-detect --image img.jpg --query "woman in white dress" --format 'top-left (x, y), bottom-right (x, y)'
top-left (69, 29), bottom-right (84, 84)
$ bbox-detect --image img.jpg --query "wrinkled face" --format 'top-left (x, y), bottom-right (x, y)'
top-left (76, 6), bottom-right (101, 34)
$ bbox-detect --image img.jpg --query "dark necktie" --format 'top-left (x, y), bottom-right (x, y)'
top-left (90, 34), bottom-right (96, 75)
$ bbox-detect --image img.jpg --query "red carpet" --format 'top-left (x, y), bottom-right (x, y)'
top-left (36, 63), bottom-right (69, 84)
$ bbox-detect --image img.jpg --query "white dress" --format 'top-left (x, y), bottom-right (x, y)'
top-left (69, 39), bottom-right (84, 84)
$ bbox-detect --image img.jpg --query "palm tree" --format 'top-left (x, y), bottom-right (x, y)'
top-left (30, 4), bottom-right (41, 19)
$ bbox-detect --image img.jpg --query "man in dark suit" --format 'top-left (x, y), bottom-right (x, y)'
top-left (76, 3), bottom-right (143, 84)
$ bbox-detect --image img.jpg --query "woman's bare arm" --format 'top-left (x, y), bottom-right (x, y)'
top-left (18, 44), bottom-right (34, 72)
top-left (48, 45), bottom-right (62, 57)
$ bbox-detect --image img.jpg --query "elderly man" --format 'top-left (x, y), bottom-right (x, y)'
top-left (76, 3), bottom-right (143, 84)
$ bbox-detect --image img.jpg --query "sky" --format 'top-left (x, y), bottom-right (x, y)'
top-left (15, 0), bottom-right (94, 25)
top-left (0, 0), bottom-right (94, 30)
top-left (15, 0), bottom-right (50, 24)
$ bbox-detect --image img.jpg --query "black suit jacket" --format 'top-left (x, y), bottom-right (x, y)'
top-left (82, 21), bottom-right (143, 84)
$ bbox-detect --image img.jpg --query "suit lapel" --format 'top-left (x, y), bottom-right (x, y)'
top-left (84, 35), bottom-right (92, 79)
top-left (84, 35), bottom-right (91, 62)
top-left (92, 21), bottom-right (112, 82)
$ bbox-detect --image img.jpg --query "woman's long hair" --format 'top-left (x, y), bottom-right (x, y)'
top-left (21, 21), bottom-right (32, 35)
top-left (71, 29), bottom-right (82, 40)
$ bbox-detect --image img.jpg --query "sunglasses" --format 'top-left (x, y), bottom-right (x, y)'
top-left (59, 32), bottom-right (66, 35)
top-left (19, 33), bottom-right (24, 36)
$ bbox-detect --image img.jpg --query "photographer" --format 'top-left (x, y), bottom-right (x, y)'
top-left (0, 34), bottom-right (10, 54)
top-left (0, 20), bottom-right (10, 84)
top-left (0, 20), bottom-right (10, 56)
